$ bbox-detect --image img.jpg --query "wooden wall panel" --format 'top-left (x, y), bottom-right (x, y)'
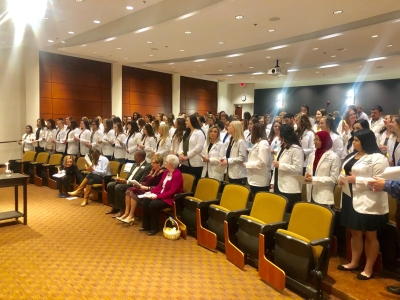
top-left (122, 66), bottom-right (172, 117)
top-left (39, 51), bottom-right (111, 120)
top-left (180, 76), bottom-right (218, 116)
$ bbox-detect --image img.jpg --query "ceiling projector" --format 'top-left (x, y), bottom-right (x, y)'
top-left (268, 60), bottom-right (287, 76)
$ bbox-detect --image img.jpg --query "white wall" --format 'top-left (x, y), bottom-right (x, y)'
top-left (217, 82), bottom-right (230, 114)
top-left (172, 74), bottom-right (181, 118)
top-left (227, 83), bottom-right (255, 118)
top-left (0, 47), bottom-right (40, 163)
top-left (112, 63), bottom-right (123, 117)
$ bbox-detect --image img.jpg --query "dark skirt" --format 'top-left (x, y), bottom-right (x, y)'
top-left (341, 192), bottom-right (388, 232)
top-left (126, 187), bottom-right (146, 204)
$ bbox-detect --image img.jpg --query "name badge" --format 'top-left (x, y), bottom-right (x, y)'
top-left (141, 166), bottom-right (145, 169)
top-left (285, 151), bottom-right (292, 156)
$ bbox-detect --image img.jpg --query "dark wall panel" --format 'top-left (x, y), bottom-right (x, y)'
top-left (180, 76), bottom-right (218, 116)
top-left (122, 66), bottom-right (172, 117)
top-left (254, 79), bottom-right (400, 118)
top-left (39, 51), bottom-right (112, 120)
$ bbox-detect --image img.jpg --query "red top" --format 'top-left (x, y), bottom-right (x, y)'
top-left (152, 168), bottom-right (184, 206)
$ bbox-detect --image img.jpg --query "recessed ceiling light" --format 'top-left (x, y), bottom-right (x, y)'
top-left (226, 53), bottom-right (243, 58)
top-left (68, 31), bottom-right (74, 34)
top-left (312, 47), bottom-right (319, 50)
top-left (268, 29), bottom-right (275, 32)
top-left (249, 67), bottom-right (254, 68)
top-left (93, 51), bottom-right (97, 53)
top-left (252, 72), bottom-right (264, 75)
top-left (333, 10), bottom-right (343, 14)
top-left (126, 6), bottom-right (133, 10)
top-left (147, 41), bottom-right (153, 44)
top-left (288, 69), bottom-right (299, 72)
top-left (387, 44), bottom-right (393, 47)
top-left (124, 58), bottom-right (128, 60)
top-left (75, 0), bottom-right (85, 2)
top-left (251, 77), bottom-right (255, 78)
top-left (227, 74), bottom-right (233, 76)
top-left (266, 56), bottom-right (271, 58)
top-left (337, 48), bottom-right (346, 51)
top-left (81, 44), bottom-right (87, 47)
top-left (235, 15), bottom-right (243, 19)
top-left (104, 37), bottom-right (116, 42)
top-left (117, 47), bottom-right (121, 50)
top-left (180, 49), bottom-right (185, 52)
top-left (61, 41), bottom-right (65, 44)
top-left (366, 57), bottom-right (387, 62)
top-left (169, 63), bottom-right (175, 65)
top-left (218, 41), bottom-right (224, 44)
top-left (372, 35), bottom-right (378, 38)
top-left (194, 59), bottom-right (206, 62)
top-left (48, 40), bottom-right (54, 43)
top-left (319, 33), bottom-right (342, 40)
top-left (266, 45), bottom-right (288, 50)
top-left (135, 26), bottom-right (153, 33)
top-left (218, 70), bottom-right (223, 71)
top-left (149, 54), bottom-right (153, 57)
top-left (94, 20), bottom-right (100, 24)
top-left (185, 31), bottom-right (191, 34)
top-left (286, 62), bottom-right (290, 64)
top-left (319, 64), bottom-right (339, 69)
top-left (331, 55), bottom-right (336, 58)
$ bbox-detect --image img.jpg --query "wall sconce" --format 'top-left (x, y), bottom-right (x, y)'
top-left (346, 89), bottom-right (355, 105)
top-left (277, 93), bottom-right (284, 108)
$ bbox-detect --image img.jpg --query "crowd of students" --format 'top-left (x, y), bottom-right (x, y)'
top-left (19, 105), bottom-right (400, 293)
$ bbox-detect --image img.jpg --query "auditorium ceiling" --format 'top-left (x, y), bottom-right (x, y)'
top-left (1, 0), bottom-right (400, 88)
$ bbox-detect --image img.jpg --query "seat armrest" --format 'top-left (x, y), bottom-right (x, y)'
top-left (310, 238), bottom-right (331, 247)
top-left (30, 162), bottom-right (44, 165)
top-left (174, 192), bottom-right (194, 201)
top-left (102, 175), bottom-right (114, 186)
top-left (198, 199), bottom-right (220, 209)
top-left (226, 208), bottom-right (250, 220)
top-left (260, 221), bottom-right (288, 234)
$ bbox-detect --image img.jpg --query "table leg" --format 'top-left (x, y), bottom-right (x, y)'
top-left (15, 185), bottom-right (18, 220)
top-left (23, 179), bottom-right (27, 225)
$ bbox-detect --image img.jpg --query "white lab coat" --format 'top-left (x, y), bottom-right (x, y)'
top-left (155, 137), bottom-right (172, 164)
top-left (79, 129), bottom-right (91, 156)
top-left (387, 137), bottom-right (400, 165)
top-left (226, 138), bottom-right (248, 179)
top-left (66, 128), bottom-right (80, 155)
top-left (369, 118), bottom-right (384, 137)
top-left (45, 128), bottom-right (57, 151)
top-left (306, 150), bottom-right (340, 205)
top-left (21, 133), bottom-right (35, 152)
top-left (342, 153), bottom-right (389, 214)
top-left (114, 133), bottom-right (127, 159)
top-left (90, 130), bottom-right (103, 152)
top-left (246, 140), bottom-right (272, 187)
top-left (178, 129), bottom-right (206, 168)
top-left (54, 129), bottom-right (66, 153)
top-left (126, 132), bottom-right (142, 161)
top-left (34, 127), bottom-right (47, 149)
top-left (142, 135), bottom-right (157, 162)
top-left (102, 130), bottom-right (116, 157)
top-left (201, 141), bottom-right (227, 181)
top-left (300, 129), bottom-right (315, 168)
top-left (271, 144), bottom-right (304, 193)
top-left (330, 132), bottom-right (345, 159)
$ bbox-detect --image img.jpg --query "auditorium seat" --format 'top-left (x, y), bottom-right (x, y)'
top-left (28, 152), bottom-right (49, 184)
top-left (13, 151), bottom-right (36, 175)
top-left (196, 184), bottom-right (250, 251)
top-left (37, 153), bottom-right (63, 187)
top-left (259, 202), bottom-right (334, 300)
top-left (225, 192), bottom-right (287, 269)
top-left (92, 161), bottom-right (120, 203)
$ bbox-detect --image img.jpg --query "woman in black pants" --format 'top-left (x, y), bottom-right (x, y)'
top-left (57, 156), bottom-right (83, 198)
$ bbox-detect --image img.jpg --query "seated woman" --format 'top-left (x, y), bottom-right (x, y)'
top-left (68, 148), bottom-right (111, 206)
top-left (139, 154), bottom-right (183, 236)
top-left (118, 154), bottom-right (166, 224)
top-left (304, 131), bottom-right (340, 207)
top-left (57, 156), bottom-right (83, 198)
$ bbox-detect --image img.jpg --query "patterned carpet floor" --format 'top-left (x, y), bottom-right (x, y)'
top-left (0, 184), bottom-right (302, 300)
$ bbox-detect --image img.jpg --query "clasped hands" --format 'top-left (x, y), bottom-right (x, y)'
top-left (338, 172), bottom-right (356, 185)
top-left (367, 177), bottom-right (386, 192)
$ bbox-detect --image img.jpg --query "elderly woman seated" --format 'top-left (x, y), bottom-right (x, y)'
top-left (117, 154), bottom-right (166, 224)
top-left (139, 154), bottom-right (184, 236)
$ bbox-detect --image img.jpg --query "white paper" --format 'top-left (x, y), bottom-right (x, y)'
top-left (52, 173), bottom-right (65, 178)
top-left (124, 163), bottom-right (134, 173)
top-left (292, 175), bottom-right (312, 185)
top-left (339, 175), bottom-right (351, 197)
top-left (214, 163), bottom-right (227, 175)
top-left (138, 193), bottom-right (157, 199)
top-left (127, 179), bottom-right (140, 186)
top-left (66, 197), bottom-right (78, 201)
top-left (84, 154), bottom-right (92, 166)
top-left (380, 166), bottom-right (400, 181)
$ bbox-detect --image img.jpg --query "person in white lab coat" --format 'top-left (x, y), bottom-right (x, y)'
top-left (312, 108), bottom-right (327, 133)
top-left (65, 119), bottom-right (80, 156)
top-left (76, 120), bottom-right (91, 157)
top-left (100, 119), bottom-right (115, 161)
top-left (89, 117), bottom-right (103, 152)
top-left (319, 116), bottom-right (344, 159)
top-left (18, 125), bottom-right (35, 153)
top-left (271, 124), bottom-right (304, 213)
top-left (178, 115), bottom-right (206, 182)
top-left (305, 130), bottom-right (340, 206)
top-left (44, 119), bottom-right (57, 155)
top-left (376, 114), bottom-right (394, 155)
top-left (125, 121), bottom-right (142, 163)
top-left (138, 123), bottom-right (157, 163)
top-left (113, 122), bottom-right (127, 166)
top-left (220, 120), bottom-right (248, 184)
top-left (268, 120), bottom-right (282, 177)
top-left (53, 119), bottom-right (66, 155)
top-left (154, 124), bottom-right (172, 165)
top-left (295, 114), bottom-right (315, 174)
top-left (201, 125), bottom-right (227, 181)
top-left (338, 129), bottom-right (389, 280)
top-left (387, 115), bottom-right (400, 167)
top-left (33, 118), bottom-right (47, 153)
top-left (244, 123), bottom-right (272, 197)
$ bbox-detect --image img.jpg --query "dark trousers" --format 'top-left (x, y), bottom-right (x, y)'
top-left (104, 155), bottom-right (112, 161)
top-left (249, 185), bottom-right (270, 195)
top-left (142, 198), bottom-right (170, 231)
top-left (228, 177), bottom-right (246, 185)
top-left (35, 146), bottom-right (45, 153)
top-left (107, 181), bottom-right (129, 210)
top-left (57, 175), bottom-right (73, 194)
top-left (179, 165), bottom-right (203, 184)
top-left (86, 173), bottom-right (103, 185)
top-left (275, 186), bottom-right (302, 214)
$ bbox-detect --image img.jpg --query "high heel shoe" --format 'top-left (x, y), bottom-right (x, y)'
top-left (81, 199), bottom-right (88, 206)
top-left (116, 215), bottom-right (128, 221)
top-left (122, 217), bottom-right (135, 225)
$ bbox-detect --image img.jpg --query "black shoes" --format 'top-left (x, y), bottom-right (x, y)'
top-left (139, 227), bottom-right (149, 232)
top-left (387, 286), bottom-right (400, 295)
top-left (337, 265), bottom-right (359, 271)
top-left (357, 272), bottom-right (373, 280)
top-left (148, 230), bottom-right (159, 236)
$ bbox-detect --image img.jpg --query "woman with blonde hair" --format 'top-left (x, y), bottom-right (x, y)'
top-left (56, 155), bottom-right (83, 198)
top-left (220, 120), bottom-right (247, 184)
top-left (155, 124), bottom-right (172, 164)
top-left (201, 125), bottom-right (227, 181)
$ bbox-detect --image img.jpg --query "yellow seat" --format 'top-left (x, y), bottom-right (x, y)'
top-left (13, 151), bottom-right (37, 174)
top-left (197, 184), bottom-right (250, 251)
top-left (28, 152), bottom-right (49, 183)
top-left (260, 202), bottom-right (334, 299)
top-left (76, 157), bottom-right (87, 171)
top-left (180, 178), bottom-right (221, 231)
top-left (38, 153), bottom-right (63, 187)
top-left (92, 161), bottom-right (120, 203)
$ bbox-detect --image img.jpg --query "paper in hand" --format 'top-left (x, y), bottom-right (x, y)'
top-left (380, 166), bottom-right (400, 181)
top-left (339, 175), bottom-right (351, 197)
top-left (292, 175), bottom-right (311, 185)
top-left (84, 154), bottom-right (92, 166)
